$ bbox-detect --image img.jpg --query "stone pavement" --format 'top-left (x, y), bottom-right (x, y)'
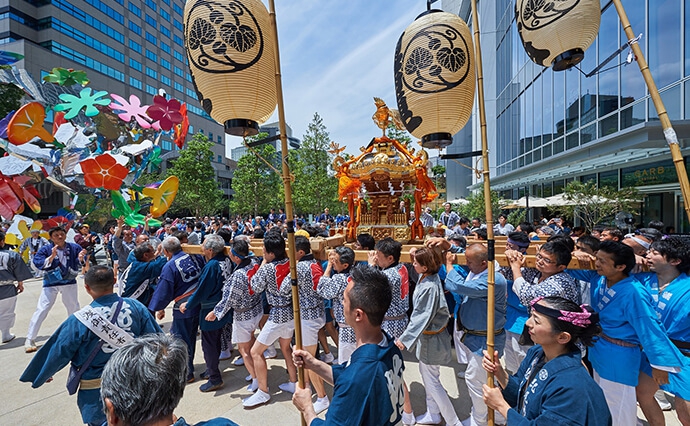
top-left (0, 277), bottom-right (681, 425)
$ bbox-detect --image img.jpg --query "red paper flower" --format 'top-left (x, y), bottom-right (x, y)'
top-left (146, 95), bottom-right (182, 131)
top-left (81, 153), bottom-right (129, 190)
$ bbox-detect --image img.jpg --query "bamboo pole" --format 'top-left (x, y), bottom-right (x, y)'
top-left (267, 3), bottom-right (306, 425)
top-left (470, 1), bottom-right (496, 424)
top-left (611, 0), bottom-right (690, 223)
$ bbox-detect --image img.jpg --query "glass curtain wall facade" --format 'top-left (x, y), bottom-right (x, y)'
top-left (445, 0), bottom-right (690, 230)
top-left (0, 0), bottom-right (233, 200)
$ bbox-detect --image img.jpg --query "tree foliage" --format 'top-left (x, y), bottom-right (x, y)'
top-left (0, 66), bottom-right (23, 121)
top-left (290, 112), bottom-right (340, 215)
top-left (455, 189), bottom-right (502, 223)
top-left (166, 134), bottom-right (226, 217)
top-left (229, 133), bottom-right (282, 217)
top-left (557, 181), bottom-right (640, 232)
top-left (386, 123), bottom-right (413, 149)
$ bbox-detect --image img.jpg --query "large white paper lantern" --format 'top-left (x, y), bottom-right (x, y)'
top-left (184, 0), bottom-right (277, 136)
top-left (515, 0), bottom-right (601, 71)
top-left (394, 10), bottom-right (475, 149)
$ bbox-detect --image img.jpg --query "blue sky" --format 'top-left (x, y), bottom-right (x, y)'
top-left (226, 0), bottom-right (424, 156)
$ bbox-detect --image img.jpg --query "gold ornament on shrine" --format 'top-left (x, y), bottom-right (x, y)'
top-left (394, 10), bottom-right (475, 149)
top-left (184, 0), bottom-right (277, 136)
top-left (515, 0), bottom-right (600, 71)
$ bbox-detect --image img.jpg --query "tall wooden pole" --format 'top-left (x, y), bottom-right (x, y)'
top-left (471, 0), bottom-right (496, 424)
top-left (267, 3), bottom-right (306, 425)
top-left (611, 0), bottom-right (690, 223)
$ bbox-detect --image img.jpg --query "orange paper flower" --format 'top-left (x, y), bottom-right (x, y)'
top-left (81, 154), bottom-right (129, 190)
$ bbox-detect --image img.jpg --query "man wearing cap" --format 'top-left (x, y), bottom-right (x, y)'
top-left (0, 231), bottom-right (33, 343)
top-left (19, 227), bottom-right (50, 278)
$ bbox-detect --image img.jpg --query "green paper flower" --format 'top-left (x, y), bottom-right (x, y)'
top-left (43, 67), bottom-right (90, 86)
top-left (110, 190), bottom-right (162, 228)
top-left (148, 146), bottom-right (162, 171)
top-left (54, 88), bottom-right (111, 120)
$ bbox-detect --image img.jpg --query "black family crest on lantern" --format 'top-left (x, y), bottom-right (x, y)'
top-left (394, 10), bottom-right (475, 149)
top-left (184, 0), bottom-right (277, 136)
top-left (516, 0), bottom-right (600, 71)
top-left (186, 1), bottom-right (264, 74)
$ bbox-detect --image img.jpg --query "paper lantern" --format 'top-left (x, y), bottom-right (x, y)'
top-left (394, 10), bottom-right (475, 149)
top-left (515, 0), bottom-right (600, 71)
top-left (184, 0), bottom-right (277, 136)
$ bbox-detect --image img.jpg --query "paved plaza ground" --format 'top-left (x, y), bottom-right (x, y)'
top-left (0, 277), bottom-right (682, 425)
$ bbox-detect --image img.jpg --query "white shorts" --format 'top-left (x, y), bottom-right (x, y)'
top-left (232, 313), bottom-right (262, 344)
top-left (300, 316), bottom-right (326, 347)
top-left (257, 319), bottom-right (295, 346)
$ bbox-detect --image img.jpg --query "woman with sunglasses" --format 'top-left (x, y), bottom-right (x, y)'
top-left (482, 296), bottom-right (612, 425)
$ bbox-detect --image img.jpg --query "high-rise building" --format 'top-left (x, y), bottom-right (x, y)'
top-left (229, 122), bottom-right (300, 162)
top-left (1, 0), bottom-right (233, 199)
top-left (444, 0), bottom-right (690, 231)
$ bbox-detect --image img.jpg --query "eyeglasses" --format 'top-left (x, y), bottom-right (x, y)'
top-left (536, 253), bottom-right (555, 264)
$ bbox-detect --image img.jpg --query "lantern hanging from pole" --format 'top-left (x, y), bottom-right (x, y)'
top-left (184, 0), bottom-right (277, 136)
top-left (394, 9), bottom-right (475, 149)
top-left (515, 0), bottom-right (600, 71)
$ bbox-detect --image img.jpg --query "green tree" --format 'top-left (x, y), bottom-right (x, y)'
top-left (431, 164), bottom-right (446, 190)
top-left (290, 113), bottom-right (339, 215)
top-left (386, 123), bottom-right (413, 149)
top-left (0, 66), bottom-right (23, 120)
top-left (229, 133), bottom-right (282, 217)
top-left (456, 189), bottom-right (502, 223)
top-left (166, 134), bottom-right (226, 217)
top-left (557, 181), bottom-right (640, 232)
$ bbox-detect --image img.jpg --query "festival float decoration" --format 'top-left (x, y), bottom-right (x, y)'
top-left (330, 98), bottom-right (438, 242)
top-left (394, 9), bottom-right (475, 149)
top-left (0, 63), bottom-right (187, 227)
top-left (515, 0), bottom-right (600, 71)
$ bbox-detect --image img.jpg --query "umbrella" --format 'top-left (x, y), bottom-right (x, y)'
top-left (448, 197), bottom-right (469, 205)
top-left (503, 195), bottom-right (548, 209)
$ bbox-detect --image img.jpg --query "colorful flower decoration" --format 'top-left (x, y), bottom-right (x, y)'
top-left (110, 94), bottom-right (153, 128)
top-left (80, 153), bottom-right (129, 190)
top-left (147, 146), bottom-right (163, 171)
top-left (42, 67), bottom-right (90, 86)
top-left (146, 95), bottom-right (182, 131)
top-left (173, 103), bottom-right (189, 148)
top-left (110, 190), bottom-right (162, 228)
top-left (142, 175), bottom-right (179, 217)
top-left (0, 174), bottom-right (24, 220)
top-left (7, 102), bottom-right (55, 145)
top-left (54, 88), bottom-right (111, 120)
top-left (0, 110), bottom-right (14, 139)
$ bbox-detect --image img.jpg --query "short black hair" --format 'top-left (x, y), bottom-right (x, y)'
top-left (0, 231), bottom-right (4, 242)
top-left (216, 228), bottom-right (233, 244)
top-left (294, 235), bottom-right (311, 254)
top-left (547, 234), bottom-right (575, 253)
top-left (459, 217), bottom-right (470, 225)
top-left (263, 231), bottom-right (286, 260)
top-left (133, 242), bottom-right (154, 261)
top-left (356, 233), bottom-right (376, 250)
top-left (650, 236), bottom-right (690, 274)
top-left (598, 241), bottom-right (636, 275)
top-left (348, 264), bottom-right (391, 326)
top-left (334, 246), bottom-right (355, 269)
top-left (472, 228), bottom-right (487, 240)
top-left (507, 231), bottom-right (530, 246)
top-left (374, 237), bottom-right (402, 263)
top-left (85, 265), bottom-right (115, 292)
top-left (577, 235), bottom-right (600, 253)
top-left (48, 226), bottom-right (66, 237)
top-left (540, 240), bottom-right (572, 266)
top-left (517, 222), bottom-right (534, 234)
top-left (648, 220), bottom-right (664, 232)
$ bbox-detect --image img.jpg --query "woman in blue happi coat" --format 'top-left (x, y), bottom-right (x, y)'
top-left (482, 296), bottom-right (612, 425)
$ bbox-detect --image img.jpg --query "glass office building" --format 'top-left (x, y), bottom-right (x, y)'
top-left (0, 0), bottom-right (234, 202)
top-left (444, 0), bottom-right (690, 230)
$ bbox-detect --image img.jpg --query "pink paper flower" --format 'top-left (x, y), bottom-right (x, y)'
top-left (146, 95), bottom-right (182, 131)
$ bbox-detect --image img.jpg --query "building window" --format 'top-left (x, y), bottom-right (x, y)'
top-left (160, 25), bottom-right (171, 38)
top-left (160, 9), bottom-right (170, 21)
top-left (128, 21), bottom-right (142, 35)
top-left (217, 136), bottom-right (222, 143)
top-left (146, 67), bottom-right (157, 79)
top-left (128, 2), bottom-right (141, 17)
top-left (84, 0), bottom-right (124, 24)
top-left (209, 132), bottom-right (214, 141)
top-left (145, 49), bottom-right (157, 62)
top-left (145, 32), bottom-right (157, 45)
top-left (174, 82), bottom-right (184, 92)
top-left (46, 41), bottom-right (124, 81)
top-left (173, 3), bottom-right (183, 15)
top-left (161, 58), bottom-right (171, 69)
top-left (145, 0), bottom-right (157, 12)
top-left (145, 14), bottom-right (156, 28)
top-left (129, 58), bottom-right (142, 71)
top-left (146, 84), bottom-right (157, 95)
top-left (174, 50), bottom-right (185, 62)
top-left (160, 41), bottom-right (171, 54)
top-left (161, 75), bottom-right (171, 87)
top-left (174, 66), bottom-right (184, 77)
top-left (173, 19), bottom-right (183, 32)
top-left (129, 76), bottom-right (142, 89)
top-left (173, 34), bottom-right (184, 46)
top-left (186, 88), bottom-right (196, 98)
top-left (129, 39), bottom-right (142, 53)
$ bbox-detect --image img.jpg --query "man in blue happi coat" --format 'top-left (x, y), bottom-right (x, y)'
top-left (20, 265), bottom-right (161, 426)
top-left (149, 236), bottom-right (205, 382)
top-left (119, 242), bottom-right (166, 308)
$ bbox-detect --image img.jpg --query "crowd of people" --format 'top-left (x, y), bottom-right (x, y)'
top-left (1, 205), bottom-right (689, 425)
